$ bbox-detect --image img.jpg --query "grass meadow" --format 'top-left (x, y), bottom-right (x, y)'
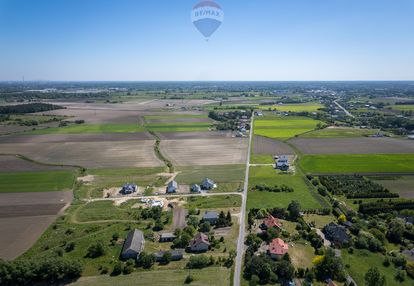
top-left (0, 170), bottom-right (76, 193)
top-left (300, 127), bottom-right (383, 138)
top-left (300, 154), bottom-right (414, 174)
top-left (145, 122), bottom-right (212, 132)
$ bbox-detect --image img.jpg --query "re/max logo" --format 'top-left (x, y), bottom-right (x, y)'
top-left (194, 9), bottom-right (221, 17)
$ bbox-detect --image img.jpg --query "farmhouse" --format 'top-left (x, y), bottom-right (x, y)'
top-left (121, 183), bottom-right (137, 195)
top-left (261, 214), bottom-right (282, 230)
top-left (275, 155), bottom-right (289, 171)
top-left (191, 184), bottom-right (202, 193)
top-left (323, 222), bottom-right (350, 247)
top-left (203, 211), bottom-right (219, 225)
top-left (120, 229), bottom-right (145, 260)
top-left (201, 178), bottom-right (216, 190)
top-left (189, 232), bottom-right (210, 252)
top-left (159, 232), bottom-right (176, 243)
top-left (166, 180), bottom-right (178, 193)
top-left (154, 249), bottom-right (184, 262)
top-left (268, 238), bottom-right (288, 260)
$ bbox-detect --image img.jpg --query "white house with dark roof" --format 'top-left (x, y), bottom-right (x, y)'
top-left (166, 180), bottom-right (178, 193)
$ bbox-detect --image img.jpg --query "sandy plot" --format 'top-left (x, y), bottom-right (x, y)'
top-left (161, 138), bottom-right (248, 166)
top-left (289, 137), bottom-right (414, 154)
top-left (0, 140), bottom-right (162, 168)
top-left (0, 155), bottom-right (73, 172)
top-left (0, 132), bottom-right (152, 143)
top-left (253, 136), bottom-right (294, 155)
top-left (157, 131), bottom-right (232, 140)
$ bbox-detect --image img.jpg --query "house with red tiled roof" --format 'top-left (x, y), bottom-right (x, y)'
top-left (189, 232), bottom-right (210, 252)
top-left (262, 214), bottom-right (282, 230)
top-left (268, 238), bottom-right (288, 260)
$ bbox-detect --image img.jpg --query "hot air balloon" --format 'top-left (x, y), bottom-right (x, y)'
top-left (191, 1), bottom-right (224, 39)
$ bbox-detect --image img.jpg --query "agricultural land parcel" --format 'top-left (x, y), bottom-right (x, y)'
top-left (254, 115), bottom-right (321, 140)
top-left (257, 103), bottom-right (324, 112)
top-left (247, 166), bottom-right (322, 210)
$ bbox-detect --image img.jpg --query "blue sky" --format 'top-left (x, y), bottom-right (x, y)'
top-left (0, 0), bottom-right (413, 81)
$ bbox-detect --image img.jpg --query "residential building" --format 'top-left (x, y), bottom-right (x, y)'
top-left (268, 238), bottom-right (288, 260)
top-left (166, 180), bottom-right (178, 193)
top-left (159, 232), bottom-right (176, 243)
top-left (201, 178), bottom-right (216, 190)
top-left (121, 183), bottom-right (137, 195)
top-left (323, 222), bottom-right (350, 247)
top-left (154, 249), bottom-right (184, 262)
top-left (191, 184), bottom-right (202, 193)
top-left (203, 211), bottom-right (219, 225)
top-left (120, 229), bottom-right (144, 260)
top-left (262, 214), bottom-right (282, 230)
top-left (189, 232), bottom-right (210, 252)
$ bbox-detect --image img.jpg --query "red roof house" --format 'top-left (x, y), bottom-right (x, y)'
top-left (263, 214), bottom-right (282, 229)
top-left (268, 238), bottom-right (288, 259)
top-left (189, 232), bottom-right (210, 252)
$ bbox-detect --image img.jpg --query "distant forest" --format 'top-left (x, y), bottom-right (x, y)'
top-left (0, 103), bottom-right (64, 115)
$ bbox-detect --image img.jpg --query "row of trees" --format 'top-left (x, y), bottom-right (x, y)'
top-left (252, 184), bottom-right (294, 193)
top-left (0, 256), bottom-right (83, 286)
top-left (0, 103), bottom-right (64, 114)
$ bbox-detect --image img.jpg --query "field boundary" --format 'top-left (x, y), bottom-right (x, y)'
top-left (147, 130), bottom-right (174, 173)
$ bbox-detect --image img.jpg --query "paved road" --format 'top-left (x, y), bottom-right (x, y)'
top-left (234, 114), bottom-right (254, 286)
top-left (334, 100), bottom-right (355, 118)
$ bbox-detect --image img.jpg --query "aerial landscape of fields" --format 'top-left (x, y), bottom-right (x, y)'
top-left (1, 81), bottom-right (413, 286)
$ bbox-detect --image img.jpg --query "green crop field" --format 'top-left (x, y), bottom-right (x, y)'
top-left (0, 170), bottom-right (76, 193)
top-left (144, 114), bottom-right (208, 120)
top-left (392, 104), bottom-right (414, 111)
top-left (247, 166), bottom-right (322, 210)
top-left (26, 124), bottom-right (145, 134)
top-left (72, 267), bottom-right (231, 286)
top-left (300, 127), bottom-right (383, 138)
top-left (342, 249), bottom-right (413, 286)
top-left (300, 154), bottom-right (414, 174)
top-left (257, 103), bottom-right (323, 112)
top-left (254, 116), bottom-right (320, 139)
top-left (145, 122), bottom-right (212, 132)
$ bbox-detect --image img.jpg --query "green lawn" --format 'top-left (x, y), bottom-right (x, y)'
top-left (75, 201), bottom-right (138, 222)
top-left (26, 124), bottom-right (145, 134)
top-left (0, 170), bottom-right (76, 193)
top-left (254, 116), bottom-right (320, 139)
top-left (72, 267), bottom-right (231, 286)
top-left (257, 103), bottom-right (324, 112)
top-left (300, 127), bottom-right (383, 138)
top-left (186, 195), bottom-right (242, 209)
top-left (300, 154), bottom-right (414, 174)
top-left (247, 166), bottom-right (322, 210)
top-left (145, 122), bottom-right (212, 132)
top-left (342, 249), bottom-right (414, 286)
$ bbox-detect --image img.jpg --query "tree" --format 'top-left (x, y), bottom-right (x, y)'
top-left (187, 255), bottom-right (210, 269)
top-left (288, 201), bottom-right (301, 220)
top-left (86, 241), bottom-right (106, 258)
top-left (187, 216), bottom-right (199, 228)
top-left (249, 275), bottom-right (260, 286)
top-left (123, 259), bottom-right (135, 274)
top-left (364, 267), bottom-right (385, 286)
top-left (387, 219), bottom-right (405, 243)
top-left (199, 221), bottom-right (212, 233)
top-left (162, 252), bottom-right (172, 264)
top-left (112, 262), bottom-right (123, 276)
top-left (139, 252), bottom-right (155, 269)
top-left (395, 270), bottom-right (406, 282)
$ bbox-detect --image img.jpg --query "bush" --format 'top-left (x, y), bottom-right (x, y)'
top-left (112, 262), bottom-right (123, 276)
top-left (187, 255), bottom-right (211, 269)
top-left (139, 252), bottom-right (155, 269)
top-left (65, 242), bottom-right (75, 252)
top-left (86, 241), bottom-right (106, 258)
top-left (185, 274), bottom-right (194, 284)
